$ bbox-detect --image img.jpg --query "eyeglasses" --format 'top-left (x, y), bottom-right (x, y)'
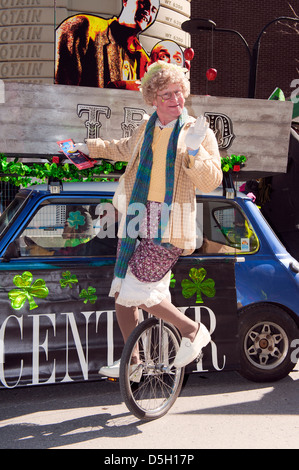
top-left (157, 90), bottom-right (183, 101)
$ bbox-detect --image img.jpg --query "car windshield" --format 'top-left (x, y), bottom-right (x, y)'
top-left (0, 193), bottom-right (30, 237)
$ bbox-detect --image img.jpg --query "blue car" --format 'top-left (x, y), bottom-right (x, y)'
top-left (0, 181), bottom-right (298, 389)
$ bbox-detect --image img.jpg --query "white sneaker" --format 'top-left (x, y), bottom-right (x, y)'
top-left (173, 323), bottom-right (211, 369)
top-left (99, 359), bottom-right (142, 383)
top-left (99, 359), bottom-right (121, 378)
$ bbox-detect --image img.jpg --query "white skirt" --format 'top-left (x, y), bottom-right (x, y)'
top-left (109, 267), bottom-right (171, 308)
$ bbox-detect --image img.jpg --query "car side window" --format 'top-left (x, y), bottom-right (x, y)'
top-left (195, 199), bottom-right (259, 255)
top-left (15, 200), bottom-right (118, 257)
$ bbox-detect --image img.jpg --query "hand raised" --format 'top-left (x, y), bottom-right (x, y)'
top-left (185, 116), bottom-right (208, 150)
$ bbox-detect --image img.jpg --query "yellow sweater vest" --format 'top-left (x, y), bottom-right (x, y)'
top-left (147, 127), bottom-right (173, 203)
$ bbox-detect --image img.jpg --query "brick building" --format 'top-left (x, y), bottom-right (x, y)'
top-left (189, 0), bottom-right (299, 99)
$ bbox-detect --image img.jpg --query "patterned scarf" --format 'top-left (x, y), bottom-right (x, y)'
top-left (114, 108), bottom-right (188, 279)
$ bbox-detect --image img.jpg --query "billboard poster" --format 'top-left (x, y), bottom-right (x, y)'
top-left (54, 0), bottom-right (190, 90)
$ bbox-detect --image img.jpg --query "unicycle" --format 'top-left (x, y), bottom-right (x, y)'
top-left (119, 316), bottom-right (185, 421)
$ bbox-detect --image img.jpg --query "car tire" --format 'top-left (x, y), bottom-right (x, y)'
top-left (238, 303), bottom-right (298, 382)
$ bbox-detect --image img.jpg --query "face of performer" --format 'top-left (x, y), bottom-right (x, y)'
top-left (153, 82), bottom-right (185, 125)
top-left (120, 0), bottom-right (160, 32)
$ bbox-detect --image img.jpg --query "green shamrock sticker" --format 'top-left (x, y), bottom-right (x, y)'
top-left (170, 272), bottom-right (176, 288)
top-left (181, 268), bottom-right (216, 304)
top-left (79, 287), bottom-right (97, 304)
top-left (8, 271), bottom-right (49, 310)
top-left (60, 271), bottom-right (78, 288)
top-left (67, 211), bottom-right (85, 230)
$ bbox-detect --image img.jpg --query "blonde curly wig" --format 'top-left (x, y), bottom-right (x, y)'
top-left (140, 61), bottom-right (190, 106)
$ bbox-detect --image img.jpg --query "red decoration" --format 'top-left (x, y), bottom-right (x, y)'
top-left (184, 48), bottom-right (194, 61)
top-left (185, 60), bottom-right (191, 71)
top-left (206, 68), bottom-right (217, 81)
top-left (233, 165), bottom-right (241, 172)
top-left (52, 156), bottom-right (60, 164)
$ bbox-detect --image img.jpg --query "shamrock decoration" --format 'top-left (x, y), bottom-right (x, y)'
top-left (79, 287), bottom-right (97, 304)
top-left (8, 271), bottom-right (49, 310)
top-left (0, 153), bottom-right (128, 188)
top-left (170, 272), bottom-right (176, 288)
top-left (181, 268), bottom-right (216, 304)
top-left (60, 271), bottom-right (78, 288)
top-left (67, 211), bottom-right (85, 230)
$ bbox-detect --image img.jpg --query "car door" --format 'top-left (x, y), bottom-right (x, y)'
top-left (0, 193), bottom-right (123, 388)
top-left (171, 196), bottom-right (259, 374)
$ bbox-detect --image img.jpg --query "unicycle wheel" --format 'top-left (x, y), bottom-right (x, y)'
top-left (119, 317), bottom-right (185, 420)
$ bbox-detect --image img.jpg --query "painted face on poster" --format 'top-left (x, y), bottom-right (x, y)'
top-left (119, 0), bottom-right (160, 32)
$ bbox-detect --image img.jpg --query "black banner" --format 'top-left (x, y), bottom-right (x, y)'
top-left (0, 258), bottom-right (238, 388)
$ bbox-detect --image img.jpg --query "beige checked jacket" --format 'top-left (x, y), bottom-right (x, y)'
top-left (87, 115), bottom-right (222, 255)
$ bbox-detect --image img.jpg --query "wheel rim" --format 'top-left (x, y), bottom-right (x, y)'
top-left (128, 324), bottom-right (183, 417)
top-left (244, 321), bottom-right (289, 370)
